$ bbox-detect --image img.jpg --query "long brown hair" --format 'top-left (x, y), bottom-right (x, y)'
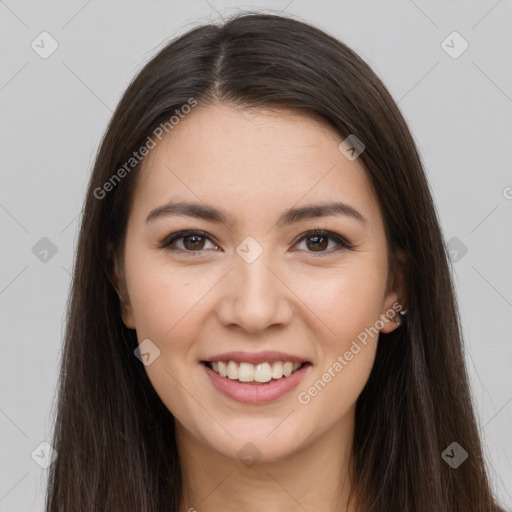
top-left (46, 12), bottom-right (502, 511)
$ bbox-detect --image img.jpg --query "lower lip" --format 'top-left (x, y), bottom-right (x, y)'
top-left (202, 362), bottom-right (311, 405)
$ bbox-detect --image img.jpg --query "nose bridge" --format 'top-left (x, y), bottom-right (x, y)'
top-left (238, 247), bottom-right (276, 299)
top-left (217, 236), bottom-right (293, 332)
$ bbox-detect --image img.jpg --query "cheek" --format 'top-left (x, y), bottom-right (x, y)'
top-left (295, 288), bottom-right (381, 431)
top-left (296, 342), bottom-right (377, 438)
top-left (294, 260), bottom-right (388, 344)
top-left (125, 250), bottom-right (217, 345)
top-left (124, 260), bottom-right (214, 424)
top-left (292, 262), bottom-right (385, 415)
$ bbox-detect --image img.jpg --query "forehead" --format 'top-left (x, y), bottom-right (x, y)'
top-left (130, 102), bottom-right (382, 230)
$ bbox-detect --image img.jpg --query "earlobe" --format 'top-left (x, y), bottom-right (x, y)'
top-left (379, 293), bottom-right (403, 333)
top-left (112, 257), bottom-right (136, 330)
top-left (380, 249), bottom-right (408, 333)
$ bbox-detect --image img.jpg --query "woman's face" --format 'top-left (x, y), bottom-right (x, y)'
top-left (116, 102), bottom-right (403, 463)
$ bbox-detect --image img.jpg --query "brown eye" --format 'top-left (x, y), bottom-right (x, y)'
top-left (294, 230), bottom-right (352, 256)
top-left (305, 234), bottom-right (329, 252)
top-left (182, 234), bottom-right (206, 250)
top-left (161, 230), bottom-right (218, 253)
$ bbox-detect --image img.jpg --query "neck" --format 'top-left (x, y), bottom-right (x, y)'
top-left (176, 408), bottom-right (358, 512)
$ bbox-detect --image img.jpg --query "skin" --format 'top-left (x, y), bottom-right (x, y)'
top-left (114, 102), bottom-right (406, 512)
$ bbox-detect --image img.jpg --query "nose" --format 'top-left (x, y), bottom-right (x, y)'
top-left (215, 250), bottom-right (294, 334)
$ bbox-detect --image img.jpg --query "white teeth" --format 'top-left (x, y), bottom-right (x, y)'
top-left (271, 361), bottom-right (283, 379)
top-left (238, 362), bottom-right (254, 382)
top-left (227, 361), bottom-right (238, 380)
top-left (218, 361), bottom-right (228, 377)
top-left (254, 363), bottom-right (272, 383)
top-left (208, 360), bottom-right (304, 382)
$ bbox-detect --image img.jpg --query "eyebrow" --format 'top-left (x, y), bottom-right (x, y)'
top-left (145, 200), bottom-right (367, 228)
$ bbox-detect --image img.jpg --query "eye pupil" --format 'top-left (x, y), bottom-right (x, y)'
top-left (307, 235), bottom-right (328, 251)
top-left (184, 235), bottom-right (205, 250)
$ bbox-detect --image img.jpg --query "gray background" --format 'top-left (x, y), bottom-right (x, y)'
top-left (1, 0), bottom-right (511, 510)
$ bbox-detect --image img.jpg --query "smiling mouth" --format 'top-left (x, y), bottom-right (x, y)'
top-left (202, 360), bottom-right (310, 385)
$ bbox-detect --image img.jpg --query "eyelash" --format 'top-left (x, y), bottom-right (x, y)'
top-left (159, 228), bottom-right (354, 256)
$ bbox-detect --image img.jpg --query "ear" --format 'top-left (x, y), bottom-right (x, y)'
top-left (112, 254), bottom-right (136, 330)
top-left (379, 248), bottom-right (408, 334)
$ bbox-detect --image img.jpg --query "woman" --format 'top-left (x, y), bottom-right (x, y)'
top-left (45, 12), bottom-right (505, 512)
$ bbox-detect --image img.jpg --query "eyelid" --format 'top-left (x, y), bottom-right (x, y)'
top-left (293, 228), bottom-right (354, 253)
top-left (159, 229), bottom-right (218, 252)
top-left (159, 228), bottom-right (354, 254)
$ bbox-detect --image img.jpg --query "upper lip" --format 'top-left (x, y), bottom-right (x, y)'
top-left (202, 351), bottom-right (310, 365)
